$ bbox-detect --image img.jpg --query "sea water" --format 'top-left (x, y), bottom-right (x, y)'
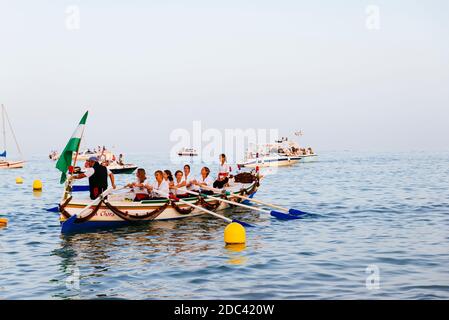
top-left (0, 151), bottom-right (448, 299)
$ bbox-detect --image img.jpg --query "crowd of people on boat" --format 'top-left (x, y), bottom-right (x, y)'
top-left (125, 154), bottom-right (232, 201)
top-left (49, 145), bottom-right (126, 166)
top-left (70, 154), bottom-right (233, 201)
top-left (290, 147), bottom-right (315, 156)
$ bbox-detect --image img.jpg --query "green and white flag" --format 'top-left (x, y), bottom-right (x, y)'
top-left (56, 111), bottom-right (88, 184)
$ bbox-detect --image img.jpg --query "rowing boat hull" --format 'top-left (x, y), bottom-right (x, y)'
top-left (59, 182), bottom-right (258, 234)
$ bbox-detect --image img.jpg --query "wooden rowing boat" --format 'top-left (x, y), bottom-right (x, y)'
top-left (59, 180), bottom-right (259, 234)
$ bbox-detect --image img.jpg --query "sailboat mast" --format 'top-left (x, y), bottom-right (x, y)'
top-left (4, 106), bottom-right (23, 159)
top-left (1, 105), bottom-right (6, 154)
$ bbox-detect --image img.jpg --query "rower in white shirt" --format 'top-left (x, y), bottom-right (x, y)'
top-left (125, 168), bottom-right (150, 201)
top-left (191, 167), bottom-right (214, 194)
top-left (173, 170), bottom-right (189, 197)
top-left (147, 170), bottom-right (170, 199)
top-left (183, 164), bottom-right (194, 191)
top-left (213, 153), bottom-right (232, 189)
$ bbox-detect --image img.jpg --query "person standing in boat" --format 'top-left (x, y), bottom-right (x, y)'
top-left (192, 167), bottom-right (214, 195)
top-left (118, 154), bottom-right (124, 165)
top-left (71, 156), bottom-right (116, 200)
top-left (213, 154), bottom-right (231, 189)
top-left (126, 168), bottom-right (150, 201)
top-left (147, 170), bottom-right (170, 199)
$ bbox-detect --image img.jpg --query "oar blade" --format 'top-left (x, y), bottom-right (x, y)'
top-left (46, 206), bottom-right (60, 213)
top-left (232, 219), bottom-right (254, 228)
top-left (289, 209), bottom-right (308, 216)
top-left (72, 185), bottom-right (90, 192)
top-left (270, 210), bottom-right (302, 220)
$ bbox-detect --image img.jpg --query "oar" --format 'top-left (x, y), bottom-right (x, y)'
top-left (60, 187), bottom-right (115, 233)
top-left (46, 185), bottom-right (123, 212)
top-left (74, 187), bottom-right (117, 218)
top-left (72, 185), bottom-right (90, 192)
top-left (153, 190), bottom-right (254, 227)
top-left (55, 187), bottom-right (124, 216)
top-left (177, 187), bottom-right (300, 221)
top-left (203, 186), bottom-right (309, 216)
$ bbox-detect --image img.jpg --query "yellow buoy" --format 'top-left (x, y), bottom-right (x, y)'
top-left (16, 177), bottom-right (24, 184)
top-left (33, 180), bottom-right (43, 191)
top-left (0, 218), bottom-right (8, 228)
top-left (224, 222), bottom-right (246, 245)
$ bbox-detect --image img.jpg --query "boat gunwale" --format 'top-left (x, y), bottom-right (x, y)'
top-left (63, 182), bottom-right (257, 209)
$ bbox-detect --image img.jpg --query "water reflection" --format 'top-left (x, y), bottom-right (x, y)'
top-left (51, 216), bottom-right (239, 298)
top-left (225, 244), bottom-right (248, 265)
top-left (4, 152), bottom-right (449, 299)
top-left (33, 191), bottom-right (43, 198)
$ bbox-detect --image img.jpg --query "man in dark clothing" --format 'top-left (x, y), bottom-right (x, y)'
top-left (71, 156), bottom-right (115, 200)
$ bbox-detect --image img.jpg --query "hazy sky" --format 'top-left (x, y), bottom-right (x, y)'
top-left (1, 0), bottom-right (448, 157)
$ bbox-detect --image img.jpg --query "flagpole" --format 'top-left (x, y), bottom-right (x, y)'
top-left (4, 106), bottom-right (23, 159)
top-left (63, 110), bottom-right (88, 199)
top-left (72, 123), bottom-right (86, 169)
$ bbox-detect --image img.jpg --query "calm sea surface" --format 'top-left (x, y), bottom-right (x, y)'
top-left (1, 151), bottom-right (449, 299)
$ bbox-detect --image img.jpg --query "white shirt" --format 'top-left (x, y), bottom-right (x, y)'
top-left (218, 162), bottom-right (232, 178)
top-left (131, 180), bottom-right (149, 196)
top-left (151, 180), bottom-right (170, 197)
top-left (192, 175), bottom-right (214, 191)
top-left (84, 167), bottom-right (112, 178)
top-left (174, 179), bottom-right (188, 195)
top-left (183, 173), bottom-right (194, 190)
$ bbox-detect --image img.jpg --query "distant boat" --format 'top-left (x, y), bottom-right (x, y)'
top-left (107, 163), bottom-right (138, 175)
top-left (50, 149), bottom-right (114, 162)
top-left (178, 147), bottom-right (198, 157)
top-left (0, 105), bottom-right (25, 169)
top-left (238, 134), bottom-right (317, 168)
top-left (238, 154), bottom-right (300, 168)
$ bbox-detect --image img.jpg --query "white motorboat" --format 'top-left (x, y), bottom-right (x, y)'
top-left (238, 154), bottom-right (300, 168)
top-left (50, 149), bottom-right (116, 162)
top-left (238, 134), bottom-right (317, 168)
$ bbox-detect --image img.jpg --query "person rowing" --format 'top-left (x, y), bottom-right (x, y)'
top-left (147, 170), bottom-right (170, 199)
top-left (213, 153), bottom-right (232, 189)
top-left (70, 156), bottom-right (116, 200)
top-left (173, 170), bottom-right (189, 198)
top-left (183, 164), bottom-right (194, 191)
top-left (163, 170), bottom-right (175, 193)
top-left (125, 168), bottom-right (150, 201)
top-left (191, 167), bottom-right (214, 195)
